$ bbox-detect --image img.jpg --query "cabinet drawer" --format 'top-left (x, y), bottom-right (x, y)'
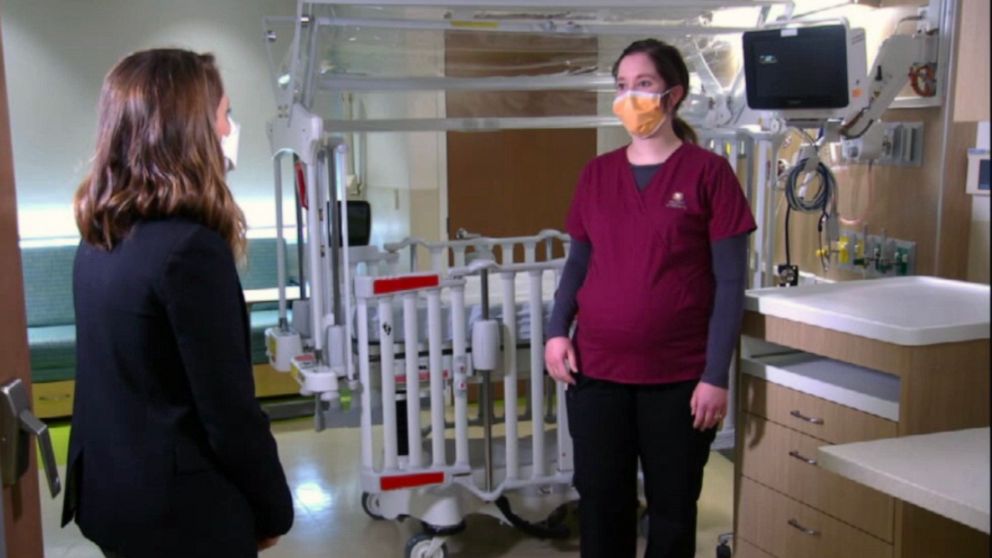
top-left (740, 413), bottom-right (894, 542)
top-left (734, 540), bottom-right (776, 558)
top-left (741, 375), bottom-right (897, 444)
top-left (738, 477), bottom-right (893, 558)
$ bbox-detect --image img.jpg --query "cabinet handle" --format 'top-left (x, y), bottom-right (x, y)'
top-left (790, 409), bottom-right (824, 425)
top-left (788, 518), bottom-right (820, 537)
top-left (789, 450), bottom-right (818, 466)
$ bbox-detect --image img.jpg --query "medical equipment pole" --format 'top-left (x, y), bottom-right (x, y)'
top-left (293, 156), bottom-right (307, 301)
top-left (752, 139), bottom-right (771, 287)
top-left (763, 137), bottom-right (781, 287)
top-left (273, 154), bottom-right (289, 329)
top-left (305, 160), bottom-right (325, 355)
top-left (327, 149), bottom-right (343, 326)
top-left (333, 144), bottom-right (355, 384)
top-left (315, 153), bottom-right (335, 340)
top-left (303, 156), bottom-right (329, 430)
top-left (480, 269), bottom-right (494, 492)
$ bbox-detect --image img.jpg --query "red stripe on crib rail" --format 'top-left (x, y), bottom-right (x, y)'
top-left (380, 471), bottom-right (445, 491)
top-left (373, 275), bottom-right (440, 294)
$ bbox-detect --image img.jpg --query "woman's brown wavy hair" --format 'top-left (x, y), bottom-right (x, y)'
top-left (74, 49), bottom-right (246, 259)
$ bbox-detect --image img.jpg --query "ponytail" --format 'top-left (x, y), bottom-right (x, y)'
top-left (672, 116), bottom-right (698, 144)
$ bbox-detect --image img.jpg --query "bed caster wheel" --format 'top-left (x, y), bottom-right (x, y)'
top-left (361, 492), bottom-right (384, 520)
top-left (405, 533), bottom-right (448, 558)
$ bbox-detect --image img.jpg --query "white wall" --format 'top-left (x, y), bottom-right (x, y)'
top-left (2, 0), bottom-right (296, 239)
top-left (5, 0), bottom-right (932, 251)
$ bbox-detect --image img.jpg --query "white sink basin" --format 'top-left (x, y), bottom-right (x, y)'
top-left (745, 276), bottom-right (991, 346)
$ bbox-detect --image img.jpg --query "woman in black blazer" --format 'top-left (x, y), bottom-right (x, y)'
top-left (62, 49), bottom-right (293, 557)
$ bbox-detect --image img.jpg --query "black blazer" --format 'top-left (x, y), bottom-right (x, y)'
top-left (62, 218), bottom-right (293, 557)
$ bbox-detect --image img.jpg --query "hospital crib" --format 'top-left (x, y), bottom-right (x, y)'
top-left (350, 232), bottom-right (576, 558)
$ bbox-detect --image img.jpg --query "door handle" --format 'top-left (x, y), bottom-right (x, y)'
top-left (1, 379), bottom-right (61, 497)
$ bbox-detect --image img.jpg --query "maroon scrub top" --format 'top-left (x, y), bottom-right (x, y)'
top-left (566, 143), bottom-right (756, 384)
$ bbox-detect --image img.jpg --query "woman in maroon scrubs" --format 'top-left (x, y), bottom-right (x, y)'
top-left (545, 39), bottom-right (756, 558)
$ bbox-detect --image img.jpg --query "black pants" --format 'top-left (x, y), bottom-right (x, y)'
top-left (566, 375), bottom-right (717, 558)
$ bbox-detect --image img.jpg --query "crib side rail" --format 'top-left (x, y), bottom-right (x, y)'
top-left (384, 230), bottom-right (571, 274)
top-left (352, 261), bottom-right (572, 498)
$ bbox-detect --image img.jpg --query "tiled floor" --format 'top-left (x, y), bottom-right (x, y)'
top-left (41, 417), bottom-right (734, 558)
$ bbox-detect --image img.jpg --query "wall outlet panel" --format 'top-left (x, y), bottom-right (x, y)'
top-left (835, 228), bottom-right (917, 277)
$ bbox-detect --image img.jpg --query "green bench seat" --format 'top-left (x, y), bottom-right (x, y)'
top-left (22, 236), bottom-right (299, 385)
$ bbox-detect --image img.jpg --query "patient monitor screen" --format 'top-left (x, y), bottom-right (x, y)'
top-left (743, 25), bottom-right (850, 110)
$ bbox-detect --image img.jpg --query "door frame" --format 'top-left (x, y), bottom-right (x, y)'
top-left (0, 5), bottom-right (46, 557)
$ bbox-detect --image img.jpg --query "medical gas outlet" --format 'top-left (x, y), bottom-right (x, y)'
top-left (824, 229), bottom-right (915, 277)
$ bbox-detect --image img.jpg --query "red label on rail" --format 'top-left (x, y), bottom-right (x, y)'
top-left (379, 471), bottom-right (445, 491)
top-left (373, 275), bottom-right (440, 294)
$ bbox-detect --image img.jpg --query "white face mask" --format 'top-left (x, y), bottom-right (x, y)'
top-left (221, 116), bottom-right (241, 171)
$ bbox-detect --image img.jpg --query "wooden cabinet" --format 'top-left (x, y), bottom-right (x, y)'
top-left (741, 374), bottom-right (897, 445)
top-left (740, 413), bottom-right (895, 542)
top-left (738, 478), bottom-right (894, 558)
top-left (734, 312), bottom-right (990, 558)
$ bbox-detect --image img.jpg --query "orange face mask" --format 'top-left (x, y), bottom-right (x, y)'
top-left (612, 89), bottom-right (672, 138)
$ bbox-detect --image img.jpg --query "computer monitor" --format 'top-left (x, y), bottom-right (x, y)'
top-left (743, 24), bottom-right (867, 122)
